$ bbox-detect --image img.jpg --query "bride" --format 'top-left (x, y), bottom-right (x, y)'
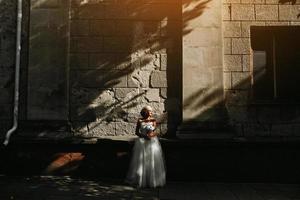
top-left (126, 105), bottom-right (166, 188)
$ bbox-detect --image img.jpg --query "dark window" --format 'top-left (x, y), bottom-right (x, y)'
top-left (251, 26), bottom-right (300, 101)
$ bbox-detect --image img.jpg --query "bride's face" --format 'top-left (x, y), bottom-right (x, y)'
top-left (147, 110), bottom-right (152, 117)
top-left (142, 109), bottom-right (152, 118)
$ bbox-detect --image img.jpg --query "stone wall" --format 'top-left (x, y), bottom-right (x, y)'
top-left (69, 0), bottom-right (182, 137)
top-left (0, 1), bottom-right (16, 135)
top-left (0, 1), bottom-right (29, 137)
top-left (0, 0), bottom-right (181, 138)
top-left (223, 0), bottom-right (300, 136)
top-left (2, 0), bottom-right (300, 139)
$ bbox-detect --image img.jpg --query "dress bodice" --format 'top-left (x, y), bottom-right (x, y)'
top-left (139, 121), bottom-right (155, 136)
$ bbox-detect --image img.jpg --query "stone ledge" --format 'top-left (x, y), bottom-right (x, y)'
top-left (2, 135), bottom-right (300, 147)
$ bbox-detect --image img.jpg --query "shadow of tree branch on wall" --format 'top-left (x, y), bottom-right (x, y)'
top-left (66, 0), bottom-right (211, 138)
top-left (1, 0), bottom-right (212, 140)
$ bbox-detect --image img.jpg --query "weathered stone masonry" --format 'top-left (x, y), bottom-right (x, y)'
top-left (223, 0), bottom-right (300, 136)
top-left (0, 1), bottom-right (29, 134)
top-left (1, 0), bottom-right (300, 139)
top-left (68, 0), bottom-right (182, 137)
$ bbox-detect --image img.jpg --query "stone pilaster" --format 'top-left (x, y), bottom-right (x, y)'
top-left (177, 0), bottom-right (228, 138)
top-left (27, 0), bottom-right (70, 120)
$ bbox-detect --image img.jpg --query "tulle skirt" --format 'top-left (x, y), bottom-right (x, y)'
top-left (126, 137), bottom-right (166, 188)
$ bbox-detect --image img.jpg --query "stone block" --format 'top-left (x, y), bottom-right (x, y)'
top-left (71, 100), bottom-right (116, 122)
top-left (103, 36), bottom-right (132, 53)
top-left (0, 33), bottom-right (15, 50)
top-left (223, 38), bottom-right (232, 55)
top-left (223, 0), bottom-right (240, 3)
top-left (232, 38), bottom-right (250, 54)
top-left (183, 27), bottom-right (222, 47)
top-left (118, 112), bottom-right (139, 123)
top-left (225, 90), bottom-right (249, 106)
top-left (185, 4), bottom-right (221, 29)
top-left (183, 47), bottom-right (206, 68)
top-left (265, 0), bottom-right (279, 4)
top-left (128, 70), bottom-right (151, 88)
top-left (28, 5), bottom-right (69, 120)
top-left (72, 70), bottom-right (127, 88)
top-left (0, 48), bottom-right (15, 67)
top-left (89, 53), bottom-right (131, 70)
top-left (128, 4), bottom-right (181, 20)
top-left (223, 72), bottom-right (232, 90)
top-left (160, 54), bottom-right (167, 71)
top-left (70, 20), bottom-right (89, 36)
top-left (149, 102), bottom-right (166, 114)
top-left (224, 55), bottom-right (242, 72)
top-left (242, 55), bottom-right (250, 72)
top-left (70, 38), bottom-right (77, 53)
top-left (115, 122), bottom-right (136, 136)
top-left (89, 20), bottom-right (115, 36)
top-left (105, 4), bottom-right (128, 19)
top-left (0, 88), bottom-right (12, 104)
top-left (114, 88), bottom-right (141, 107)
top-left (93, 89), bottom-right (116, 105)
top-left (71, 4), bottom-right (105, 19)
top-left (231, 72), bottom-right (251, 89)
top-left (72, 122), bottom-right (89, 136)
top-left (223, 21), bottom-right (241, 37)
top-left (145, 88), bottom-right (160, 102)
top-left (265, 22), bottom-right (289, 26)
top-left (160, 88), bottom-right (167, 99)
top-left (70, 53), bottom-right (89, 69)
top-left (223, 4), bottom-right (231, 21)
top-left (115, 88), bottom-right (135, 99)
top-left (255, 5), bottom-right (279, 21)
top-left (0, 104), bottom-right (12, 119)
top-left (279, 5), bottom-right (300, 21)
top-left (140, 54), bottom-right (160, 71)
top-left (121, 103), bottom-right (147, 115)
top-left (70, 104), bottom-right (96, 121)
top-left (290, 22), bottom-right (300, 25)
top-left (88, 121), bottom-right (116, 136)
top-left (241, 21), bottom-right (265, 37)
top-left (231, 4), bottom-right (255, 21)
top-left (31, 0), bottom-right (59, 8)
top-left (205, 47), bottom-right (223, 67)
top-left (241, 0), bottom-right (264, 3)
top-left (75, 37), bottom-right (103, 52)
top-left (150, 71), bottom-right (167, 88)
top-left (211, 67), bottom-right (224, 88)
top-left (0, 69), bottom-right (13, 88)
top-left (123, 102), bottom-right (165, 117)
top-left (71, 87), bottom-right (103, 104)
top-left (141, 21), bottom-right (161, 37)
top-left (115, 21), bottom-right (134, 36)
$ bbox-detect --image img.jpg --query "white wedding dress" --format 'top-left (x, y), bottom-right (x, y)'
top-left (126, 121), bottom-right (166, 188)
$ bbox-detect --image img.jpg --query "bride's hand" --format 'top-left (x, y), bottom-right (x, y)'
top-left (147, 131), bottom-right (156, 138)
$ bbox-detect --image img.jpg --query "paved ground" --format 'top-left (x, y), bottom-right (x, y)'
top-left (0, 176), bottom-right (299, 200)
